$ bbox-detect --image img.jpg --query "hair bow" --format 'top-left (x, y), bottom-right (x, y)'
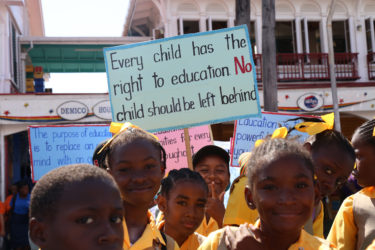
top-left (254, 126), bottom-right (288, 148)
top-left (97, 122), bottom-right (158, 155)
top-left (295, 113), bottom-right (334, 135)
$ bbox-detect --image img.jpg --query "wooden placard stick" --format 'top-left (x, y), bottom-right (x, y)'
top-left (184, 128), bottom-right (193, 170)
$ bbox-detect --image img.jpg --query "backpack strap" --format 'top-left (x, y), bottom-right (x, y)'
top-left (160, 231), bottom-right (176, 250)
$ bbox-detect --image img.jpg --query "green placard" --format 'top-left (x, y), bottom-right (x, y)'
top-left (104, 25), bottom-right (261, 132)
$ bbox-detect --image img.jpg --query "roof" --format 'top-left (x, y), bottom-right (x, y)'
top-left (20, 36), bottom-right (151, 73)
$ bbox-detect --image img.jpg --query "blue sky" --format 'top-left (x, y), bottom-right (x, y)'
top-left (41, 0), bottom-right (129, 93)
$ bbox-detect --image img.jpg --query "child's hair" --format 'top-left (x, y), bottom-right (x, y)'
top-left (306, 130), bottom-right (355, 161)
top-left (104, 128), bottom-right (166, 170)
top-left (160, 168), bottom-right (208, 198)
top-left (352, 119), bottom-right (375, 147)
top-left (29, 164), bottom-right (119, 221)
top-left (92, 139), bottom-right (109, 169)
top-left (288, 117), bottom-right (355, 161)
top-left (246, 138), bottom-right (314, 186)
top-left (192, 145), bottom-right (230, 170)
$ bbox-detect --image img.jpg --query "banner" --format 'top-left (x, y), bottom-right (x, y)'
top-left (231, 112), bottom-right (316, 166)
top-left (28, 125), bottom-right (112, 181)
top-left (104, 25), bottom-right (261, 132)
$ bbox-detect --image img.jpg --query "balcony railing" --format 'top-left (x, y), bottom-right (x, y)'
top-left (368, 52), bottom-right (375, 80)
top-left (254, 53), bottom-right (360, 82)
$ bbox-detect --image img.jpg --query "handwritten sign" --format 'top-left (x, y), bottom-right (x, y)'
top-left (104, 25), bottom-right (261, 132)
top-left (28, 125), bottom-right (112, 181)
top-left (155, 125), bottom-right (212, 172)
top-left (231, 112), bottom-right (316, 166)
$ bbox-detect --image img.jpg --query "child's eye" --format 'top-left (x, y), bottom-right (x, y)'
top-left (76, 216), bottom-right (94, 224)
top-left (177, 201), bottom-right (187, 206)
top-left (145, 164), bottom-right (157, 169)
top-left (263, 185), bottom-right (277, 190)
top-left (296, 182), bottom-right (308, 189)
top-left (110, 215), bottom-right (123, 224)
top-left (325, 168), bottom-right (333, 175)
top-left (196, 203), bottom-right (206, 208)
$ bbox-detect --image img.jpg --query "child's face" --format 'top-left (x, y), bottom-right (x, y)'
top-left (33, 180), bottom-right (124, 250)
top-left (246, 155), bottom-right (316, 234)
top-left (109, 139), bottom-right (164, 206)
top-left (351, 135), bottom-right (375, 187)
top-left (194, 156), bottom-right (229, 196)
top-left (311, 146), bottom-right (353, 197)
top-left (159, 181), bottom-right (207, 244)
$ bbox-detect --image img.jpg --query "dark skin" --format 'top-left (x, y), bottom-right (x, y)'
top-left (351, 134), bottom-right (375, 187)
top-left (225, 156), bottom-right (318, 250)
top-left (194, 156), bottom-right (230, 228)
top-left (108, 139), bottom-right (164, 244)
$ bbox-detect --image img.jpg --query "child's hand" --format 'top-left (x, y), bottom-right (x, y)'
top-left (206, 182), bottom-right (226, 228)
top-left (224, 223), bottom-right (265, 250)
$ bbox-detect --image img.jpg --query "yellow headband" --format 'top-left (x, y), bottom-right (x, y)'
top-left (373, 117), bottom-right (375, 136)
top-left (254, 126), bottom-right (288, 148)
top-left (295, 113), bottom-right (334, 135)
top-left (97, 122), bottom-right (159, 154)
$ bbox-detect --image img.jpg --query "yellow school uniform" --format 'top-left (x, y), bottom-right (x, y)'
top-left (327, 186), bottom-right (375, 250)
top-left (198, 221), bottom-right (334, 250)
top-left (195, 215), bottom-right (219, 237)
top-left (223, 176), bottom-right (259, 226)
top-left (123, 211), bottom-right (179, 249)
top-left (223, 175), bottom-right (324, 238)
top-left (158, 221), bottom-right (206, 250)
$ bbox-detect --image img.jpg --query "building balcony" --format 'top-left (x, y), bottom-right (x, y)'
top-left (254, 53), bottom-right (361, 82)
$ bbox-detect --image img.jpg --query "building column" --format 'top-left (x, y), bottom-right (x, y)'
top-left (199, 13), bottom-right (207, 32)
top-left (256, 14), bottom-right (262, 53)
top-left (348, 16), bottom-right (356, 53)
top-left (356, 18), bottom-right (369, 81)
top-left (320, 16), bottom-right (328, 53)
top-left (228, 17), bottom-right (235, 28)
top-left (295, 16), bottom-right (303, 53)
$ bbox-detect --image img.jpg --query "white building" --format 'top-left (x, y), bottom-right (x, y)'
top-left (123, 0), bottom-right (375, 140)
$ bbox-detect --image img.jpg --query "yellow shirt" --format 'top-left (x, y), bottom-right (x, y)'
top-left (327, 186), bottom-right (375, 250)
top-left (123, 211), bottom-right (178, 249)
top-left (157, 215), bottom-right (205, 250)
top-left (223, 176), bottom-right (259, 226)
top-left (223, 176), bottom-right (324, 238)
top-left (198, 222), bottom-right (334, 250)
top-left (195, 215), bottom-right (219, 237)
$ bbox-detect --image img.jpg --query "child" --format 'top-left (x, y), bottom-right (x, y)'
top-left (327, 119), bottom-right (375, 249)
top-left (193, 145), bottom-right (230, 236)
top-left (103, 122), bottom-right (178, 249)
top-left (157, 168), bottom-right (208, 249)
top-left (29, 164), bottom-right (124, 250)
top-left (198, 138), bottom-right (334, 250)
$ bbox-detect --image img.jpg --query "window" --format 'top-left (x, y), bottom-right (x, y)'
top-left (275, 21), bottom-right (297, 53)
top-left (365, 18), bottom-right (375, 53)
top-left (9, 23), bottom-right (19, 90)
top-left (178, 19), bottom-right (200, 35)
top-left (332, 20), bottom-right (351, 53)
top-left (301, 20), bottom-right (321, 53)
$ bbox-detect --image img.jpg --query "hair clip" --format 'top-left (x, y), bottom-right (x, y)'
top-left (254, 127), bottom-right (288, 149)
top-left (97, 122), bottom-right (159, 155)
top-left (295, 113), bottom-right (334, 135)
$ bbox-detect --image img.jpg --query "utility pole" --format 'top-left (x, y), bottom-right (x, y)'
top-left (235, 0), bottom-right (250, 32)
top-left (262, 0), bottom-right (278, 112)
top-left (327, 0), bottom-right (341, 131)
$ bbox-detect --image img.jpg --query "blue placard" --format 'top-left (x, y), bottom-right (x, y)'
top-left (28, 125), bottom-right (111, 181)
top-left (103, 25), bottom-right (261, 132)
top-left (231, 112), bottom-right (314, 166)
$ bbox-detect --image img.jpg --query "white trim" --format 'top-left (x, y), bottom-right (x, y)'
top-left (295, 17), bottom-right (303, 53)
top-left (304, 18), bottom-right (310, 54)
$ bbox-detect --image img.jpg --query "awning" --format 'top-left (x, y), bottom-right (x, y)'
top-left (20, 36), bottom-right (150, 73)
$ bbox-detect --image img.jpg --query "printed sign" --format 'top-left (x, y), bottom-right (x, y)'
top-left (155, 125), bottom-right (213, 172)
top-left (231, 112), bottom-right (316, 166)
top-left (28, 125), bottom-right (112, 181)
top-left (104, 25), bottom-right (261, 132)
top-left (297, 93), bottom-right (324, 111)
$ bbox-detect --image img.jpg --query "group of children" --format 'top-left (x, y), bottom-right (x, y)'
top-left (26, 117), bottom-right (375, 250)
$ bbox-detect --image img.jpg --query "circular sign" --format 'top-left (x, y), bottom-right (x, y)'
top-left (297, 93), bottom-right (324, 111)
top-left (92, 100), bottom-right (112, 120)
top-left (56, 101), bottom-right (89, 120)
